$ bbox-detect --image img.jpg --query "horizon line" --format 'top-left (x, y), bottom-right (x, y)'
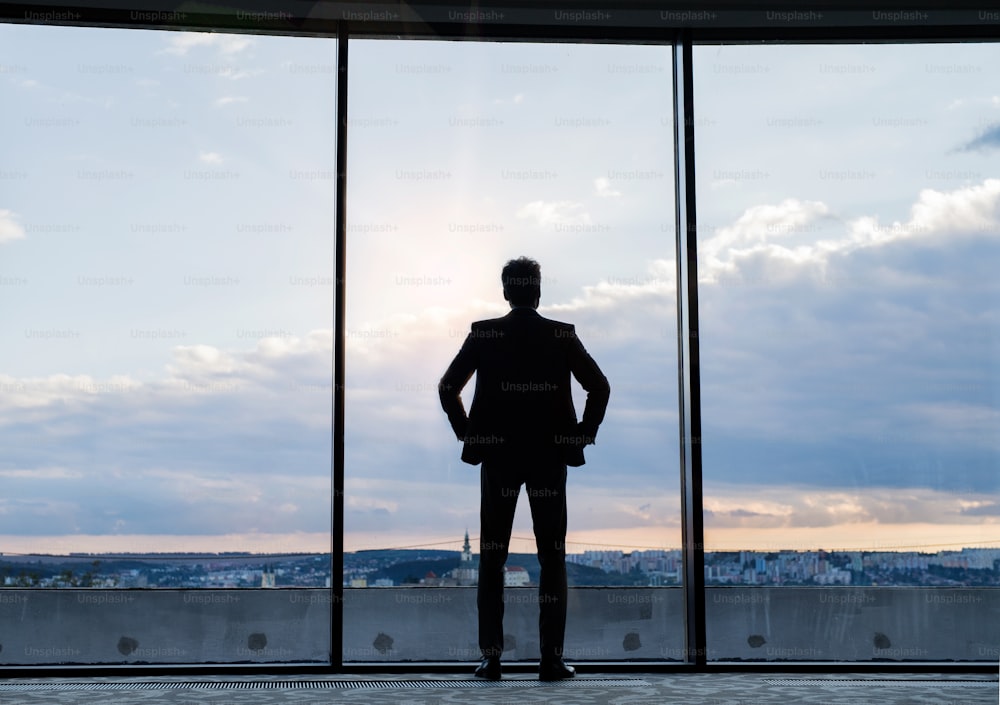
top-left (3, 540), bottom-right (999, 560)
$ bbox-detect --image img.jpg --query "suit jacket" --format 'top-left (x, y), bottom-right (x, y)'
top-left (439, 307), bottom-right (610, 467)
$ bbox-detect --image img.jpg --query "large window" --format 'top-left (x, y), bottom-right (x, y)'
top-left (343, 38), bottom-right (681, 662)
top-left (695, 41), bottom-right (1000, 661)
top-left (1, 13), bottom-right (997, 669)
top-left (0, 23), bottom-right (335, 663)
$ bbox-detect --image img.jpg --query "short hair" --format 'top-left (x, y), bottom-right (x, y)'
top-left (501, 256), bottom-right (541, 306)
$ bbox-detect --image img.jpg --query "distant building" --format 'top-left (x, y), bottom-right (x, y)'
top-left (814, 568), bottom-right (852, 585)
top-left (504, 565), bottom-right (530, 587)
top-left (421, 569), bottom-right (453, 587)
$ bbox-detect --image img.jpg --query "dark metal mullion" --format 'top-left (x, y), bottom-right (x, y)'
top-left (673, 32), bottom-right (707, 669)
top-left (331, 21), bottom-right (348, 672)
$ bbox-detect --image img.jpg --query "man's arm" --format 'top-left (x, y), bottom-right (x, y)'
top-left (566, 326), bottom-right (610, 444)
top-left (439, 331), bottom-right (478, 441)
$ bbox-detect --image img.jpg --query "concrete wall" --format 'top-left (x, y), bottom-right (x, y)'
top-left (0, 588), bottom-right (331, 665)
top-left (706, 586), bottom-right (999, 662)
top-left (0, 587), bottom-right (997, 665)
top-left (344, 586), bottom-right (682, 662)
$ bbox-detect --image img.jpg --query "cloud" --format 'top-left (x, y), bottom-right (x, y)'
top-left (960, 122), bottom-right (1000, 152)
top-left (161, 32), bottom-right (253, 57)
top-left (698, 199), bottom-right (832, 284)
top-left (218, 69), bottom-right (260, 81)
top-left (167, 344), bottom-right (243, 379)
top-left (215, 95), bottom-right (248, 107)
top-left (703, 199), bottom-right (830, 252)
top-left (516, 199), bottom-right (591, 228)
top-left (0, 467), bottom-right (83, 480)
top-left (198, 151), bottom-right (223, 164)
top-left (0, 374), bottom-right (141, 414)
top-left (346, 494), bottom-right (398, 515)
top-left (960, 502), bottom-right (1000, 517)
top-left (699, 179), bottom-right (1000, 286)
top-left (493, 93), bottom-right (525, 106)
top-left (140, 467), bottom-right (266, 506)
top-left (594, 177), bottom-right (621, 198)
top-left (0, 209), bottom-right (26, 244)
top-left (705, 484), bottom-right (1000, 532)
top-left (0, 332), bottom-right (336, 539)
top-left (905, 178), bottom-right (1000, 236)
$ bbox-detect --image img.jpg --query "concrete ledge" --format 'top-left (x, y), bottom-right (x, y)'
top-left (706, 586), bottom-right (1000, 662)
top-left (0, 587), bottom-right (996, 665)
top-left (343, 586), bottom-right (681, 662)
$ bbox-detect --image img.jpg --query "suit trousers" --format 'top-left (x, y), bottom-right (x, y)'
top-left (478, 458), bottom-right (568, 660)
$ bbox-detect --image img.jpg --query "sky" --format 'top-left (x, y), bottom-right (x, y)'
top-left (0, 26), bottom-right (997, 557)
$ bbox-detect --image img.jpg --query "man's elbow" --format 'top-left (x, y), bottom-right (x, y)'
top-left (438, 378), bottom-right (454, 405)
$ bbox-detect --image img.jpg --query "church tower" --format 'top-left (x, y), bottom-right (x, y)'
top-left (451, 529), bottom-right (479, 586)
top-left (462, 529), bottom-right (473, 564)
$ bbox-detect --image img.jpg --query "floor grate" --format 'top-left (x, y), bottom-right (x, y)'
top-left (766, 678), bottom-right (998, 688)
top-left (0, 678), bottom-right (651, 691)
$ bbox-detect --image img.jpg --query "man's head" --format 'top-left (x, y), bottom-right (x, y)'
top-left (501, 256), bottom-right (541, 309)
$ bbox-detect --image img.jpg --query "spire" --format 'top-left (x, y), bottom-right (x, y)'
top-left (462, 529), bottom-right (472, 563)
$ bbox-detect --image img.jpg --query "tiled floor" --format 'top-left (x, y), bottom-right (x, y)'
top-left (0, 672), bottom-right (996, 705)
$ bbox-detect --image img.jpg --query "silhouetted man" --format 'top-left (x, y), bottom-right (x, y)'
top-left (439, 256), bottom-right (610, 681)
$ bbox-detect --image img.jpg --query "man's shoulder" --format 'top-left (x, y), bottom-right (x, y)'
top-left (470, 317), bottom-right (506, 331)
top-left (542, 316), bottom-right (574, 331)
top-left (470, 311), bottom-right (575, 335)
top-left (468, 317), bottom-right (508, 340)
top-left (536, 314), bottom-right (575, 336)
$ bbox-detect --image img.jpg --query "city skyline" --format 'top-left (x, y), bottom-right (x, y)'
top-left (4, 543), bottom-right (998, 590)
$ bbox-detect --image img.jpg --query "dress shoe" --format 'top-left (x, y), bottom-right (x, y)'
top-left (474, 656), bottom-right (501, 680)
top-left (538, 656), bottom-right (575, 680)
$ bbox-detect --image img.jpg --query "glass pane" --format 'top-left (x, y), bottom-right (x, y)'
top-left (0, 23), bottom-right (335, 664)
top-left (695, 42), bottom-right (1000, 662)
top-left (345, 39), bottom-right (681, 663)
